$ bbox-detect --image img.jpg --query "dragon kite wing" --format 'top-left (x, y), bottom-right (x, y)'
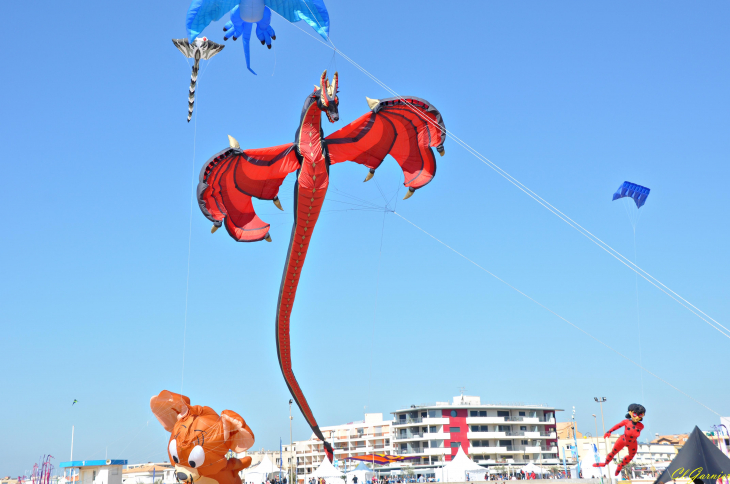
top-left (197, 138), bottom-right (300, 241)
top-left (186, 0), bottom-right (239, 41)
top-left (265, 0), bottom-right (330, 39)
top-left (326, 96), bottom-right (446, 198)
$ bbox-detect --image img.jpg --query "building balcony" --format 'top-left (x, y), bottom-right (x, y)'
top-left (395, 433), bottom-right (425, 440)
top-left (466, 417), bottom-right (555, 425)
top-left (393, 432), bottom-right (449, 442)
top-left (393, 418), bottom-right (423, 426)
top-left (468, 445), bottom-right (557, 454)
top-left (467, 431), bottom-right (556, 440)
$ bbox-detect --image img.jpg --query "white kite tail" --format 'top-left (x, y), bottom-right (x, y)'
top-left (188, 53), bottom-right (201, 122)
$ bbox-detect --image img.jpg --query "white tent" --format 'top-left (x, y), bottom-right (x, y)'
top-left (573, 458), bottom-right (616, 479)
top-left (311, 458), bottom-right (345, 480)
top-left (346, 463), bottom-right (374, 484)
top-left (243, 455), bottom-right (278, 484)
top-left (434, 448), bottom-right (486, 482)
top-left (520, 463), bottom-right (546, 476)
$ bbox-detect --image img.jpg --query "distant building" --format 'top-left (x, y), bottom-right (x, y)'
top-left (290, 394), bottom-right (560, 481)
top-left (556, 422), bottom-right (582, 440)
top-left (391, 395), bottom-right (560, 471)
top-left (650, 434), bottom-right (689, 447)
top-left (59, 461), bottom-right (127, 484)
top-left (293, 412), bottom-right (393, 476)
top-left (121, 464), bottom-right (174, 484)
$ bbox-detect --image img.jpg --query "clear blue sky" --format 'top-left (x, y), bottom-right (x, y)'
top-left (2, 0), bottom-right (729, 475)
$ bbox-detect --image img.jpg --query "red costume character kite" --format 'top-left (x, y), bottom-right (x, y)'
top-left (150, 390), bottom-right (255, 484)
top-left (594, 403), bottom-right (646, 476)
top-left (197, 70), bottom-right (446, 460)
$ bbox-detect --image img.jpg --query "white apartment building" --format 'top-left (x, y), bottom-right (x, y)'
top-left (294, 413), bottom-right (394, 476)
top-left (391, 396), bottom-right (560, 471)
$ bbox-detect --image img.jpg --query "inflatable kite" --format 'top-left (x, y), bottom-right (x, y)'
top-left (612, 181), bottom-right (651, 208)
top-left (150, 390), bottom-right (255, 484)
top-left (594, 403), bottom-right (646, 476)
top-left (197, 70), bottom-right (446, 459)
top-left (185, 0), bottom-right (330, 74)
top-left (346, 455), bottom-right (420, 465)
top-left (172, 37), bottom-right (225, 122)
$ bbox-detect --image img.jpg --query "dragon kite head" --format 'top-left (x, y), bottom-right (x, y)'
top-left (315, 70), bottom-right (339, 123)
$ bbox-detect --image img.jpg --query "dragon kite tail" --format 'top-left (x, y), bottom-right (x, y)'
top-left (188, 54), bottom-right (200, 122)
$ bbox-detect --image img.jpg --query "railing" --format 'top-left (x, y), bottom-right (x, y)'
top-left (397, 432), bottom-right (424, 439)
top-left (399, 448), bottom-right (425, 455)
top-left (503, 416), bottom-right (524, 422)
top-left (395, 418), bottom-right (423, 425)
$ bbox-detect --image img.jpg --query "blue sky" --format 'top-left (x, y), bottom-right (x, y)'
top-left (2, 0), bottom-right (729, 475)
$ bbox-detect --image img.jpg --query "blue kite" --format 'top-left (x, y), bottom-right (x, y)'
top-left (612, 181), bottom-right (651, 208)
top-left (185, 0), bottom-right (330, 74)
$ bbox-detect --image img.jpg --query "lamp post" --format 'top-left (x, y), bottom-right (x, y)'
top-left (537, 440), bottom-right (543, 478)
top-left (593, 415), bottom-right (605, 484)
top-left (572, 407), bottom-right (580, 478)
top-left (593, 398), bottom-right (607, 436)
top-left (289, 399), bottom-right (294, 484)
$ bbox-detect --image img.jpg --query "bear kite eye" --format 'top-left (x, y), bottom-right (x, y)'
top-left (168, 439), bottom-right (179, 464)
top-left (189, 445), bottom-right (205, 468)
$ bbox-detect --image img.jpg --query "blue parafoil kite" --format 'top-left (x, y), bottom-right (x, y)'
top-left (185, 0), bottom-right (330, 74)
top-left (612, 181), bottom-right (651, 208)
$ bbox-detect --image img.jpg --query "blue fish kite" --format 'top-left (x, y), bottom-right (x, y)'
top-left (612, 181), bottom-right (651, 208)
top-left (184, 0), bottom-right (330, 74)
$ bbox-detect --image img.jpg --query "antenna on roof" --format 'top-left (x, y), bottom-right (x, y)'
top-left (458, 387), bottom-right (466, 403)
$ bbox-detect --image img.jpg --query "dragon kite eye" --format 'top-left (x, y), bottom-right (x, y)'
top-left (169, 439), bottom-right (179, 464)
top-left (189, 445), bottom-right (205, 468)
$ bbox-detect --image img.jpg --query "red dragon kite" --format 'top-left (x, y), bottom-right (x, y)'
top-left (197, 70), bottom-right (446, 460)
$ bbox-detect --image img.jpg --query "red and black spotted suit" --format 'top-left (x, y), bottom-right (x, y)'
top-left (595, 417), bottom-right (644, 475)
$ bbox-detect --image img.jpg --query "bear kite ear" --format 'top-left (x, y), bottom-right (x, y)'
top-left (221, 410), bottom-right (255, 453)
top-left (150, 390), bottom-right (191, 432)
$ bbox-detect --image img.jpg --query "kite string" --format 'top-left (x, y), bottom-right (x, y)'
top-left (632, 219), bottom-right (646, 411)
top-left (368, 211), bottom-right (387, 413)
top-left (180, 60), bottom-right (209, 398)
top-left (392, 211), bottom-right (721, 417)
top-left (278, 18), bottom-right (730, 341)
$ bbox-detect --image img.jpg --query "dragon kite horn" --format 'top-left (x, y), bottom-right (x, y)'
top-left (319, 70), bottom-right (330, 107)
top-left (328, 71), bottom-right (338, 98)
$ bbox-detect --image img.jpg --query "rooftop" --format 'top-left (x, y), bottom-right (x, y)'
top-left (393, 396), bottom-right (559, 412)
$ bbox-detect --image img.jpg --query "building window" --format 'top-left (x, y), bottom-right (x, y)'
top-left (451, 410), bottom-right (457, 417)
top-left (519, 411), bottom-right (526, 416)
top-left (497, 411), bottom-right (509, 417)
top-left (479, 411), bottom-right (487, 417)
top-left (521, 440), bottom-right (528, 445)
top-left (481, 426), bottom-right (489, 431)
top-left (450, 427), bottom-right (461, 433)
top-left (399, 414), bottom-right (406, 421)
top-left (423, 442), bottom-right (429, 448)
top-left (450, 442), bottom-right (461, 448)
top-left (470, 411), bottom-right (478, 417)
top-left (430, 426), bottom-right (437, 433)
top-left (520, 426), bottom-right (527, 431)
top-left (471, 426), bottom-right (479, 432)
top-left (422, 412), bottom-right (427, 418)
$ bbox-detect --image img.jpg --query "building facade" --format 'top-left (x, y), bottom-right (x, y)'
top-left (293, 413), bottom-right (394, 477)
top-left (391, 396), bottom-right (560, 471)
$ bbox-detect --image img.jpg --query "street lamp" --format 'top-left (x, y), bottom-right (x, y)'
top-left (289, 399), bottom-right (294, 484)
top-left (537, 439), bottom-right (543, 477)
top-left (593, 398), bottom-right (607, 435)
top-left (572, 407), bottom-right (580, 477)
top-left (593, 415), bottom-right (605, 484)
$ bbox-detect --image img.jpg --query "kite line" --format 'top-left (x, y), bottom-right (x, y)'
top-left (392, 211), bottom-right (721, 417)
top-left (277, 16), bottom-right (730, 342)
